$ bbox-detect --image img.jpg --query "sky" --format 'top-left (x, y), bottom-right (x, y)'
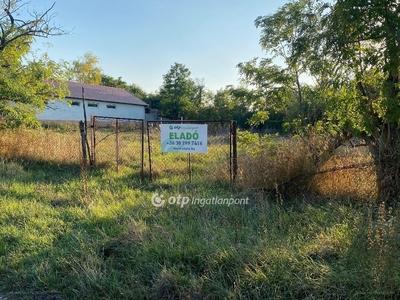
top-left (32, 0), bottom-right (288, 93)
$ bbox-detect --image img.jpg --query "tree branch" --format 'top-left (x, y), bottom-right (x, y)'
top-left (0, 1), bottom-right (66, 52)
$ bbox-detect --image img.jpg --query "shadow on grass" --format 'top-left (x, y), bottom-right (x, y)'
top-left (3, 157), bottom-right (400, 299)
top-left (2, 190), bottom-right (400, 299)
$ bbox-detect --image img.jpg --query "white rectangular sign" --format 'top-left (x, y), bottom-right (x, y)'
top-left (161, 124), bottom-right (208, 153)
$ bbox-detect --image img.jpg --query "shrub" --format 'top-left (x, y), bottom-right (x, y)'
top-left (237, 131), bottom-right (377, 200)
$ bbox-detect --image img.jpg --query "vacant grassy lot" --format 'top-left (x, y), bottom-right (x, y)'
top-left (0, 127), bottom-right (399, 299)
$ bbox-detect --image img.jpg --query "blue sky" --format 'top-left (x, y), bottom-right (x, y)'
top-left (32, 1), bottom-right (288, 93)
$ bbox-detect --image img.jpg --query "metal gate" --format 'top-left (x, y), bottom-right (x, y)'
top-left (90, 116), bottom-right (144, 179)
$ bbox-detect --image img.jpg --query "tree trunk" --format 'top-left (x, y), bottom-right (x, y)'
top-left (369, 124), bottom-right (400, 205)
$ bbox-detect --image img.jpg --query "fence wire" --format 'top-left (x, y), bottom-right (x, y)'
top-left (90, 116), bottom-right (144, 177)
top-left (0, 124), bottom-right (81, 164)
top-left (1, 119), bottom-right (237, 186)
top-left (146, 121), bottom-right (236, 185)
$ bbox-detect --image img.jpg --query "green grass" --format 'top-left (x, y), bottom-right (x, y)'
top-left (1, 159), bottom-right (400, 299)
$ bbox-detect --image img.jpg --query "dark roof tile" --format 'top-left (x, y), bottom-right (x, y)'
top-left (67, 81), bottom-right (148, 106)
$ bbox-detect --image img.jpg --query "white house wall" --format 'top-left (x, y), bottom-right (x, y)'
top-left (37, 99), bottom-right (145, 121)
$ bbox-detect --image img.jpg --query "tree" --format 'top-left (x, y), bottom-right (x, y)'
top-left (0, 1), bottom-right (68, 128)
top-left (70, 52), bottom-right (102, 84)
top-left (254, 0), bottom-right (328, 103)
top-left (215, 87), bottom-right (252, 127)
top-left (159, 63), bottom-right (196, 119)
top-left (255, 0), bottom-right (400, 203)
top-left (101, 74), bottom-right (147, 99)
top-left (237, 58), bottom-right (297, 127)
top-left (0, 1), bottom-right (65, 51)
top-left (101, 74), bottom-right (127, 88)
top-left (238, 0), bottom-right (328, 128)
top-left (127, 83), bottom-right (147, 100)
top-left (145, 92), bottom-right (162, 110)
top-left (183, 78), bottom-right (215, 119)
top-left (319, 0), bottom-right (400, 204)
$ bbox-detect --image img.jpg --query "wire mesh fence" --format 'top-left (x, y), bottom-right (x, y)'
top-left (0, 118), bottom-right (237, 185)
top-left (90, 116), bottom-right (144, 177)
top-left (0, 123), bottom-right (81, 164)
top-left (146, 120), bottom-right (237, 185)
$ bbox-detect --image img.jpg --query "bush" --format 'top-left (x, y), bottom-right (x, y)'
top-left (237, 131), bottom-right (377, 200)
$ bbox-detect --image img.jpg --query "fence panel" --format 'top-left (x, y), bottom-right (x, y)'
top-left (90, 116), bottom-right (144, 177)
top-left (0, 124), bottom-right (82, 164)
top-left (146, 120), bottom-right (237, 184)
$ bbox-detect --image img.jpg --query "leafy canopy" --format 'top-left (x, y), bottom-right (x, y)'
top-left (159, 62), bottom-right (196, 120)
top-left (0, 0), bottom-right (68, 128)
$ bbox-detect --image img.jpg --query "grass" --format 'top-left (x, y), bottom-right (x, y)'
top-left (0, 127), bottom-right (400, 299)
top-left (0, 128), bottom-right (81, 163)
top-left (236, 132), bottom-right (377, 201)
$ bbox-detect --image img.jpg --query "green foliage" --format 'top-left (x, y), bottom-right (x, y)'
top-left (101, 74), bottom-right (147, 99)
top-left (202, 88), bottom-right (252, 127)
top-left (127, 83), bottom-right (147, 100)
top-left (237, 58), bottom-right (296, 114)
top-left (249, 0), bottom-right (400, 204)
top-left (101, 74), bottom-right (127, 88)
top-left (159, 63), bottom-right (197, 120)
top-left (145, 92), bottom-right (162, 110)
top-left (0, 104), bottom-right (41, 128)
top-left (315, 0), bottom-right (400, 202)
top-left (319, 0), bottom-right (400, 134)
top-left (237, 130), bottom-right (278, 156)
top-left (0, 44), bottom-right (68, 128)
top-left (0, 2), bottom-right (68, 128)
top-left (236, 1), bottom-right (330, 132)
top-left (70, 52), bottom-right (102, 84)
top-left (247, 110), bottom-right (269, 127)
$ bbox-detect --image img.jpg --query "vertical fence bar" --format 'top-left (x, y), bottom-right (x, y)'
top-left (79, 120), bottom-right (87, 164)
top-left (232, 120), bottom-right (238, 182)
top-left (115, 119), bottom-right (119, 173)
top-left (91, 116), bottom-right (96, 165)
top-left (230, 121), bottom-right (233, 183)
top-left (147, 121), bottom-right (153, 181)
top-left (141, 119), bottom-right (144, 181)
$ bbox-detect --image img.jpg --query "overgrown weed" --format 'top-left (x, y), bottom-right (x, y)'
top-left (237, 131), bottom-right (377, 201)
top-left (1, 128), bottom-right (399, 299)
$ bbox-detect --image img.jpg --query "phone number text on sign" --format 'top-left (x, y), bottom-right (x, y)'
top-left (161, 124), bottom-right (208, 153)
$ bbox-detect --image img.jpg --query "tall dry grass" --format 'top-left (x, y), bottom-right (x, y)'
top-left (0, 127), bottom-right (234, 185)
top-left (0, 127), bottom-right (378, 200)
top-left (0, 127), bottom-right (81, 164)
top-left (311, 145), bottom-right (377, 201)
top-left (237, 132), bottom-right (377, 201)
top-left (237, 136), bottom-right (315, 190)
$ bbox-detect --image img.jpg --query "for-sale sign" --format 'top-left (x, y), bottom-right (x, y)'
top-left (161, 124), bottom-right (208, 153)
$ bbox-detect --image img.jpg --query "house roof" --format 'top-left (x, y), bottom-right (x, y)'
top-left (66, 81), bottom-right (148, 107)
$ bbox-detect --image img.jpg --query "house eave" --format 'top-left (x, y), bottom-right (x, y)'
top-left (65, 96), bottom-right (149, 107)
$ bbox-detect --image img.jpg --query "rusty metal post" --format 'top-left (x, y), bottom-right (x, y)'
top-left (79, 120), bottom-right (87, 164)
top-left (115, 119), bottom-right (119, 173)
top-left (147, 121), bottom-right (153, 181)
top-left (140, 119), bottom-right (144, 181)
top-left (91, 116), bottom-right (96, 165)
top-left (232, 120), bottom-right (238, 182)
top-left (230, 121), bottom-right (233, 183)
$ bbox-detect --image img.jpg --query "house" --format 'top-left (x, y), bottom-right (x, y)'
top-left (37, 81), bottom-right (148, 121)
